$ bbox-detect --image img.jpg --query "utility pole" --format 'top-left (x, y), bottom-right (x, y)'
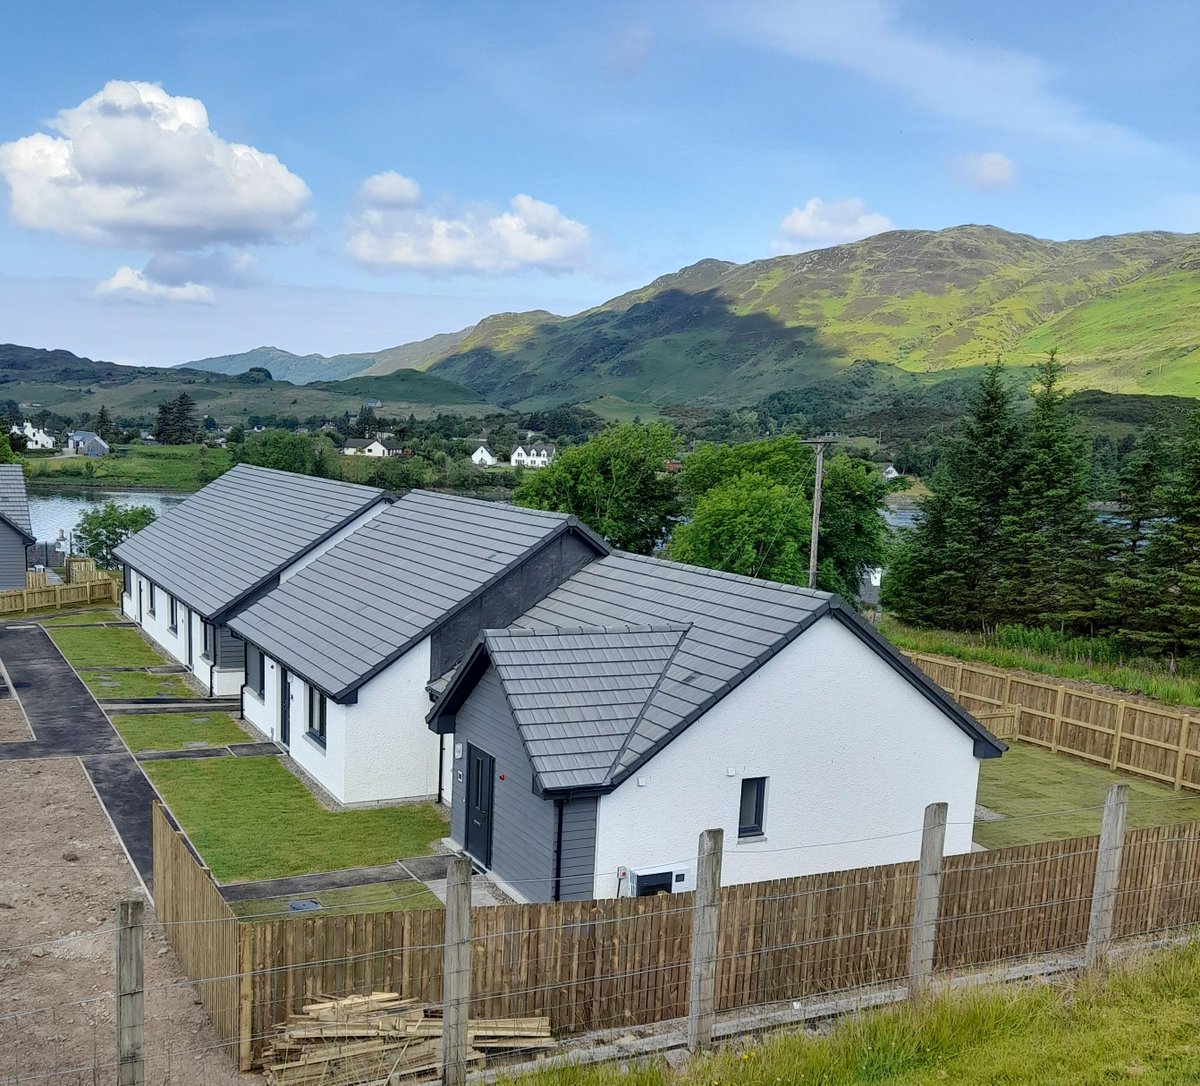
top-left (802, 436), bottom-right (834, 590)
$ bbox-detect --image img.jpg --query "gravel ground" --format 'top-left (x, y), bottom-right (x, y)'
top-left (0, 696), bottom-right (31, 741)
top-left (0, 759), bottom-right (254, 1085)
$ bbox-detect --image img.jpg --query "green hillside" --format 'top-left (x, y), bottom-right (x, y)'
top-left (0, 344), bottom-right (490, 424)
top-left (419, 226), bottom-right (1200, 409)
top-left (183, 345), bottom-right (374, 383)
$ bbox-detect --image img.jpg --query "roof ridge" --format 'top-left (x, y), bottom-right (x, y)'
top-left (486, 622), bottom-right (691, 639)
top-left (602, 625), bottom-right (691, 787)
top-left (603, 549), bottom-right (830, 598)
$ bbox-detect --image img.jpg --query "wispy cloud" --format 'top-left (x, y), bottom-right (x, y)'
top-left (954, 151), bottom-right (1017, 191)
top-left (718, 0), bottom-right (1165, 158)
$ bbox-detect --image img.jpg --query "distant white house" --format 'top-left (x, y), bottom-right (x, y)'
top-left (882, 463), bottom-right (902, 481)
top-left (511, 444), bottom-right (556, 469)
top-left (66, 431), bottom-right (110, 457)
top-left (342, 437), bottom-right (401, 458)
top-left (10, 421), bottom-right (55, 450)
top-left (471, 445), bottom-right (498, 467)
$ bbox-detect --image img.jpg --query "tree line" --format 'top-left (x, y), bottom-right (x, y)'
top-left (884, 353), bottom-right (1200, 661)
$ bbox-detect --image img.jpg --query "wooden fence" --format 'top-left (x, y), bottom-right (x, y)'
top-left (150, 806), bottom-right (242, 1049)
top-left (153, 806), bottom-right (1200, 1070)
top-left (906, 651), bottom-right (1200, 792)
top-left (0, 575), bottom-right (118, 615)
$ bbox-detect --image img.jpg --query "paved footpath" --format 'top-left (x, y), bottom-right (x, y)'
top-left (0, 623), bottom-right (163, 890)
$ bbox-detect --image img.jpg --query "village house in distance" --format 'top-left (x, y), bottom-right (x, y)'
top-left (9, 420), bottom-right (55, 450)
top-left (115, 465), bottom-right (1003, 902)
top-left (510, 443), bottom-right (556, 468)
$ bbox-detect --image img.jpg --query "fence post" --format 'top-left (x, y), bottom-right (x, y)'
top-left (442, 856), bottom-right (473, 1086)
top-left (1086, 784), bottom-right (1128, 968)
top-left (687, 828), bottom-right (724, 1053)
top-left (907, 802), bottom-right (948, 998)
top-left (1174, 715), bottom-right (1191, 791)
top-left (1051, 687), bottom-right (1065, 752)
top-left (116, 899), bottom-right (145, 1086)
top-left (1110, 701), bottom-right (1127, 770)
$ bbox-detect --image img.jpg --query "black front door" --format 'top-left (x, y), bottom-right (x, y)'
top-left (279, 668), bottom-right (290, 747)
top-left (465, 746), bottom-right (495, 867)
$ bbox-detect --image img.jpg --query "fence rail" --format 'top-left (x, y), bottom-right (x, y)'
top-left (153, 803), bottom-right (1200, 1071)
top-left (904, 651), bottom-right (1200, 792)
top-left (0, 575), bottom-right (118, 614)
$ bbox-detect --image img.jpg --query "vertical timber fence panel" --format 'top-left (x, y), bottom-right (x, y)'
top-left (905, 652), bottom-right (1200, 794)
top-left (150, 805), bottom-right (242, 1059)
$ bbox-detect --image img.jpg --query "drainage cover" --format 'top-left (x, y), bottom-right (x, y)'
top-left (288, 899), bottom-right (322, 912)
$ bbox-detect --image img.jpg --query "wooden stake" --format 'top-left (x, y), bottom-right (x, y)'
top-left (116, 899), bottom-right (145, 1086)
top-left (687, 828), bottom-right (723, 1053)
top-left (1086, 784), bottom-right (1128, 968)
top-left (443, 856), bottom-right (473, 1086)
top-left (907, 803), bottom-right (948, 998)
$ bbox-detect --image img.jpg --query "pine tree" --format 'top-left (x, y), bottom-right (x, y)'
top-left (173, 393), bottom-right (198, 443)
top-left (883, 359), bottom-right (1020, 628)
top-left (93, 405), bottom-right (117, 444)
top-left (1134, 410), bottom-right (1200, 657)
top-left (993, 350), bottom-right (1104, 630)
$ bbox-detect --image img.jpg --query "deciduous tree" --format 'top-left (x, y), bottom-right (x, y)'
top-left (75, 502), bottom-right (156, 567)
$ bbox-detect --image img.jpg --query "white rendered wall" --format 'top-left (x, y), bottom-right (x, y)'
top-left (240, 652), bottom-right (278, 740)
top-left (591, 616), bottom-right (982, 899)
top-left (337, 638), bottom-right (442, 804)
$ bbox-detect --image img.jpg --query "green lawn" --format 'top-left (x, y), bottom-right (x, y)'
top-left (975, 743), bottom-right (1200, 850)
top-left (48, 624), bottom-right (164, 668)
top-left (146, 756), bottom-right (448, 882)
top-left (26, 444), bottom-right (232, 490)
top-left (81, 670), bottom-right (194, 699)
top-left (110, 711), bottom-right (249, 752)
top-left (513, 941), bottom-right (1200, 1086)
top-left (38, 607), bottom-right (121, 627)
top-left (228, 879), bottom-right (443, 919)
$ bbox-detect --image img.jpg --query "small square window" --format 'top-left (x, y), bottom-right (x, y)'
top-left (739, 777), bottom-right (766, 838)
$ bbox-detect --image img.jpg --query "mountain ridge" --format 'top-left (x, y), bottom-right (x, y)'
top-left (180, 225), bottom-right (1200, 406)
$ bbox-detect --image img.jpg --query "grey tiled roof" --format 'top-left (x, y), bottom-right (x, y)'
top-left (483, 625), bottom-right (689, 791)
top-left (0, 465), bottom-right (33, 541)
top-left (434, 551), bottom-right (1003, 791)
top-left (229, 491), bottom-right (605, 699)
top-left (114, 464), bottom-right (385, 619)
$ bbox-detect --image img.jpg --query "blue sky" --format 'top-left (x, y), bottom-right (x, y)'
top-left (0, 1), bottom-right (1196, 365)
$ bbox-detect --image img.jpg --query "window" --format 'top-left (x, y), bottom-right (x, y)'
top-left (308, 686), bottom-right (327, 746)
top-left (738, 777), bottom-right (766, 838)
top-left (248, 647), bottom-right (266, 700)
top-left (122, 565), bottom-right (131, 598)
top-left (147, 582), bottom-right (156, 616)
top-left (202, 622), bottom-right (213, 660)
top-left (168, 595), bottom-right (178, 633)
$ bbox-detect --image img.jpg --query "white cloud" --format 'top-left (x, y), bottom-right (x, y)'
top-left (722, 1), bottom-right (1163, 157)
top-left (955, 151), bottom-right (1016, 191)
top-left (774, 197), bottom-right (894, 251)
top-left (346, 184), bottom-right (591, 274)
top-left (95, 266), bottom-right (214, 305)
top-left (0, 80), bottom-right (311, 251)
top-left (359, 171), bottom-right (422, 209)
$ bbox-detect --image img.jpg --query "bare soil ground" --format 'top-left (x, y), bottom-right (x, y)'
top-left (0, 696), bottom-right (31, 741)
top-left (0, 759), bottom-right (253, 1085)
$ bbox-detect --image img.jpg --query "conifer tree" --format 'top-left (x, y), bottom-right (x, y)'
top-left (883, 359), bottom-right (1020, 628)
top-left (993, 350), bottom-right (1103, 630)
top-left (93, 405), bottom-right (118, 444)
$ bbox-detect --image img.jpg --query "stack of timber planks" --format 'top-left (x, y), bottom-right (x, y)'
top-left (263, 992), bottom-right (553, 1085)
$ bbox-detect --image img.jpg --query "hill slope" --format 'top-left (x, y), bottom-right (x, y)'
top-left (423, 226), bottom-right (1200, 408)
top-left (0, 344), bottom-right (490, 423)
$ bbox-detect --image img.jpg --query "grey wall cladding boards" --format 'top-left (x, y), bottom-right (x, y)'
top-left (0, 523), bottom-right (28, 590)
top-left (428, 530), bottom-right (606, 680)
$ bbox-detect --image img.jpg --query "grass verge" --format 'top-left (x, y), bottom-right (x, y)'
top-left (110, 711), bottom-right (249, 752)
top-left (227, 880), bottom-right (442, 919)
top-left (37, 607), bottom-right (122, 627)
top-left (509, 940), bottom-right (1200, 1086)
top-left (48, 624), bottom-right (165, 668)
top-left (145, 756), bottom-right (448, 883)
top-left (976, 744), bottom-right (1200, 849)
top-left (82, 670), bottom-right (195, 699)
top-left (880, 619), bottom-right (1200, 707)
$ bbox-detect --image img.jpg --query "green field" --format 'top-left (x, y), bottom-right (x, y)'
top-left (975, 744), bottom-right (1200, 850)
top-left (27, 444), bottom-right (232, 490)
top-left (146, 755), bottom-right (447, 882)
top-left (110, 711), bottom-right (249, 753)
top-left (510, 940), bottom-right (1200, 1086)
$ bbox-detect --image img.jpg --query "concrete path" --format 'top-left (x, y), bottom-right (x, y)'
top-left (0, 624), bottom-right (161, 890)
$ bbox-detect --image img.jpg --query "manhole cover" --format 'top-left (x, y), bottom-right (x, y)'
top-left (288, 899), bottom-right (322, 913)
